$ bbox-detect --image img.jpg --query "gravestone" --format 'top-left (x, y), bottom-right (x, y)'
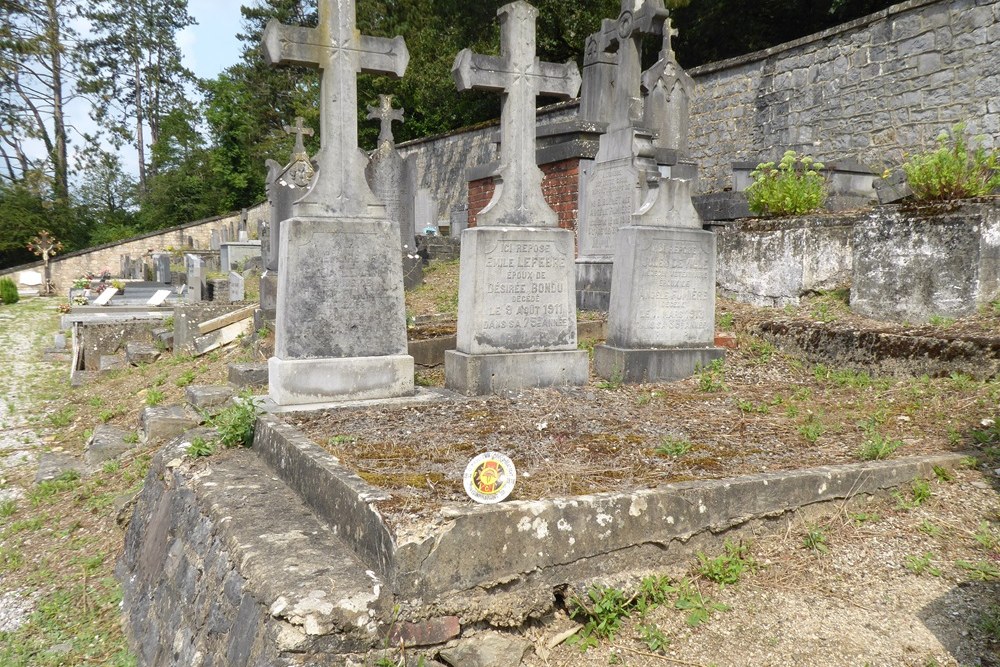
top-left (414, 188), bottom-right (439, 235)
top-left (642, 19), bottom-right (693, 155)
top-left (93, 287), bottom-right (119, 306)
top-left (147, 290), bottom-right (171, 307)
top-left (364, 94), bottom-right (422, 289)
top-left (445, 1), bottom-right (588, 395)
top-left (185, 255), bottom-right (205, 303)
top-left (221, 227), bottom-right (230, 244)
top-left (220, 241), bottom-right (261, 273)
top-left (229, 271), bottom-right (245, 302)
top-left (154, 254), bottom-right (171, 284)
top-left (210, 230), bottom-right (220, 251)
top-left (576, 0), bottom-right (668, 312)
top-left (263, 116), bottom-right (316, 317)
top-left (263, 0), bottom-right (414, 405)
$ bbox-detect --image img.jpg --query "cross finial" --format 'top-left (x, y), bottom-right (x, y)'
top-left (367, 94), bottom-right (405, 147)
top-left (663, 17), bottom-right (679, 57)
top-left (283, 116), bottom-right (314, 158)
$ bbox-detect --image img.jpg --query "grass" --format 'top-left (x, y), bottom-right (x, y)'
top-left (803, 526), bottom-right (829, 554)
top-left (858, 432), bottom-right (904, 461)
top-left (655, 437), bottom-right (693, 457)
top-left (696, 540), bottom-right (758, 586)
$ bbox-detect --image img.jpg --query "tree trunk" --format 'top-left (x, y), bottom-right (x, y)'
top-left (134, 56), bottom-right (146, 192)
top-left (46, 0), bottom-right (68, 203)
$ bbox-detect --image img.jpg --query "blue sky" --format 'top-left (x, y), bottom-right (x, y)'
top-left (181, 0), bottom-right (246, 80)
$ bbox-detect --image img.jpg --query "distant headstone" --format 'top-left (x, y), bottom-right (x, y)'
top-left (220, 241), bottom-right (261, 272)
top-left (221, 227), bottom-right (230, 244)
top-left (210, 230), bottom-right (221, 251)
top-left (414, 188), bottom-right (439, 235)
top-left (154, 254), bottom-right (171, 284)
top-left (450, 205), bottom-right (469, 237)
top-left (444, 1), bottom-right (589, 395)
top-left (263, 0), bottom-right (415, 405)
top-left (229, 271), bottom-right (245, 302)
top-left (365, 95), bottom-right (413, 248)
top-left (147, 289), bottom-right (171, 307)
top-left (185, 255), bottom-right (205, 303)
top-left (238, 230), bottom-right (249, 243)
top-left (576, 0), bottom-right (669, 312)
top-left (93, 287), bottom-right (119, 306)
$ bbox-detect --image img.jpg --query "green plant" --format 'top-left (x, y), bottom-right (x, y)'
top-left (696, 540), bottom-right (757, 586)
top-left (210, 391), bottom-right (261, 448)
top-left (917, 520), bottom-right (942, 538)
top-left (902, 122), bottom-right (1000, 201)
top-left (47, 406), bottom-right (76, 428)
top-left (638, 624), bottom-right (671, 653)
top-left (973, 521), bottom-right (998, 552)
top-left (747, 150), bottom-right (827, 217)
top-left (596, 371), bottom-right (623, 391)
top-left (123, 431), bottom-right (139, 444)
top-left (673, 579), bottom-right (730, 627)
top-left (110, 279), bottom-right (125, 291)
top-left (747, 338), bottom-right (776, 364)
top-left (904, 553), bottom-right (942, 577)
top-left (737, 399), bottom-right (770, 415)
top-left (145, 388), bottom-right (165, 406)
top-left (981, 605), bottom-right (1000, 642)
top-left (803, 526), bottom-right (829, 554)
top-left (932, 466), bottom-right (954, 483)
top-left (656, 437), bottom-right (692, 457)
top-left (852, 512), bottom-right (880, 524)
top-left (0, 499), bottom-right (17, 518)
top-left (955, 559), bottom-right (1000, 581)
top-left (567, 585), bottom-right (632, 648)
top-left (718, 312), bottom-right (735, 331)
top-left (949, 372), bottom-right (976, 391)
top-left (102, 460), bottom-right (121, 474)
top-left (798, 416), bottom-right (825, 443)
top-left (176, 369), bottom-right (197, 388)
top-left (697, 358), bottom-right (726, 393)
top-left (928, 315), bottom-right (955, 327)
top-left (0, 276), bottom-right (20, 305)
top-left (858, 432), bottom-right (904, 461)
top-left (187, 436), bottom-right (215, 458)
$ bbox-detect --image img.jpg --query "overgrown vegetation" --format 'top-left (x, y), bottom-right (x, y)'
top-left (0, 276), bottom-right (20, 305)
top-left (903, 123), bottom-right (1000, 201)
top-left (209, 391), bottom-right (261, 449)
top-left (747, 150), bottom-right (827, 217)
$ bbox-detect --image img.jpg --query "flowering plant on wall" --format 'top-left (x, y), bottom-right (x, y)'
top-left (747, 151), bottom-right (827, 217)
top-left (903, 122), bottom-right (999, 201)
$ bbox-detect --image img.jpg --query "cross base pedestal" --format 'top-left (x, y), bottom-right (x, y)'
top-left (445, 349), bottom-right (589, 396)
top-left (268, 355), bottom-right (415, 406)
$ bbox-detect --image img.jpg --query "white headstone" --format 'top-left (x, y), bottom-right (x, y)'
top-left (147, 290), bottom-right (171, 307)
top-left (19, 270), bottom-right (43, 286)
top-left (93, 287), bottom-right (119, 306)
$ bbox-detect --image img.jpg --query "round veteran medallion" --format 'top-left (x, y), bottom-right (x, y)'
top-left (463, 452), bottom-right (516, 504)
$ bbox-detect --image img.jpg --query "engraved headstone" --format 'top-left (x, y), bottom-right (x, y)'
top-left (221, 227), bottom-right (230, 244)
top-left (229, 271), bottom-right (245, 302)
top-left (185, 254), bottom-right (205, 303)
top-left (444, 1), bottom-right (589, 396)
top-left (576, 0), bottom-right (669, 312)
top-left (414, 188), bottom-right (439, 235)
top-left (263, 0), bottom-right (415, 405)
top-left (154, 253), bottom-right (171, 284)
top-left (147, 289), bottom-right (171, 307)
top-left (93, 287), bottom-right (118, 306)
top-left (642, 19), bottom-right (693, 154)
top-left (211, 230), bottom-right (220, 251)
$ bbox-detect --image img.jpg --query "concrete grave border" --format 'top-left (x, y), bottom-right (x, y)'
top-left (253, 414), bottom-right (967, 619)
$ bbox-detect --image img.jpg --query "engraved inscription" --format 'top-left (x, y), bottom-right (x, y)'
top-left (634, 238), bottom-right (714, 343)
top-left (582, 164), bottom-right (636, 256)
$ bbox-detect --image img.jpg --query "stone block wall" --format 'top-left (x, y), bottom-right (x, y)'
top-left (468, 158), bottom-right (581, 231)
top-left (688, 0), bottom-right (1000, 192)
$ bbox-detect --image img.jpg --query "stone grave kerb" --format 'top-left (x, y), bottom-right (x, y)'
top-left (452, 1), bottom-right (581, 227)
top-left (263, 0), bottom-right (409, 219)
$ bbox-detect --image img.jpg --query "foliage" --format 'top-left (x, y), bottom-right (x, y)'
top-left (747, 151), bottom-right (827, 217)
top-left (697, 358), bottom-right (727, 392)
top-left (210, 391), bottom-right (261, 448)
top-left (803, 525), bottom-right (829, 554)
top-left (904, 553), bottom-right (942, 577)
top-left (857, 432), bottom-right (903, 461)
top-left (903, 123), bottom-right (1000, 201)
top-left (656, 436), bottom-right (693, 457)
top-left (0, 277), bottom-right (19, 305)
top-left (187, 436), bottom-right (214, 458)
top-left (696, 540), bottom-right (758, 585)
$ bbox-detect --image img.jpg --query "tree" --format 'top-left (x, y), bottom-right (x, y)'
top-left (78, 0), bottom-right (196, 193)
top-left (74, 147), bottom-right (139, 245)
top-left (0, 0), bottom-right (77, 202)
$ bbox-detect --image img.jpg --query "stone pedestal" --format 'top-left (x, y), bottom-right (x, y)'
top-left (269, 216), bottom-right (415, 405)
top-left (260, 271), bottom-right (278, 318)
top-left (445, 226), bottom-right (589, 395)
top-left (595, 221), bottom-right (723, 383)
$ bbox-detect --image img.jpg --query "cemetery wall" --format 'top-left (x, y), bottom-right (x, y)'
top-left (688, 0), bottom-right (1000, 192)
top-left (0, 203), bottom-right (268, 291)
top-left (468, 158), bottom-right (581, 230)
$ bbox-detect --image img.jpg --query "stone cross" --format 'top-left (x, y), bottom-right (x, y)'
top-left (283, 116), bottom-right (314, 158)
top-left (263, 0), bottom-right (409, 218)
top-left (588, 0), bottom-right (668, 131)
top-left (452, 1), bottom-right (581, 227)
top-left (367, 94), bottom-right (404, 147)
top-left (642, 17), bottom-right (693, 153)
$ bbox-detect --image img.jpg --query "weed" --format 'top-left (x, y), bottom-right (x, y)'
top-left (145, 388), bottom-right (165, 406)
top-left (718, 312), bottom-right (735, 331)
top-left (0, 499), bottom-right (16, 517)
top-left (803, 526), bottom-right (829, 554)
top-left (123, 431), bottom-right (139, 444)
top-left (414, 371), bottom-right (435, 387)
top-left (981, 606), bottom-right (1000, 642)
top-left (917, 520), bottom-right (942, 538)
top-left (973, 521), bottom-right (998, 552)
top-left (697, 358), bottom-right (727, 393)
top-left (747, 150), bottom-right (827, 217)
top-left (176, 369), bottom-right (197, 387)
top-left (911, 479), bottom-right (932, 505)
top-left (102, 460), bottom-right (121, 474)
top-left (578, 338), bottom-right (598, 358)
top-left (99, 408), bottom-right (120, 423)
top-left (928, 315), bottom-right (956, 327)
top-left (747, 339), bottom-right (776, 364)
top-left (798, 416), bottom-right (825, 443)
top-left (636, 391), bottom-right (661, 406)
top-left (903, 122), bottom-right (1000, 201)
top-left (955, 560), bottom-right (1000, 581)
top-left (0, 546), bottom-right (23, 572)
top-left (210, 391), bottom-right (261, 448)
top-left (932, 466), bottom-right (955, 483)
top-left (858, 432), bottom-right (904, 461)
top-left (29, 470), bottom-right (80, 505)
top-left (596, 371), bottom-right (624, 391)
top-left (904, 553), bottom-right (942, 577)
top-left (656, 437), bottom-right (692, 457)
top-left (0, 276), bottom-right (20, 304)
top-left (696, 540), bottom-right (758, 586)
top-left (852, 512), bottom-right (880, 524)
top-left (152, 373), bottom-right (168, 387)
top-left (638, 624), bottom-right (671, 653)
top-left (949, 372), bottom-right (976, 391)
top-left (47, 406), bottom-right (76, 428)
top-left (674, 579), bottom-right (730, 627)
top-left (737, 399), bottom-right (770, 415)
top-left (88, 396), bottom-right (104, 408)
top-left (568, 585), bottom-right (632, 647)
top-left (187, 436), bottom-right (215, 458)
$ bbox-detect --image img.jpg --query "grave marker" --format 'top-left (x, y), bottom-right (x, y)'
top-left (264, 0), bottom-right (415, 405)
top-left (445, 1), bottom-right (588, 395)
top-left (93, 287), bottom-right (119, 306)
top-left (147, 290), bottom-right (171, 307)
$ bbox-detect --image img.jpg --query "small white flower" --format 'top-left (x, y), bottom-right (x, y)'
top-left (535, 421), bottom-right (548, 431)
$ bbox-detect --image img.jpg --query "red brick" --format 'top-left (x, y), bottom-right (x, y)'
top-left (387, 616), bottom-right (461, 647)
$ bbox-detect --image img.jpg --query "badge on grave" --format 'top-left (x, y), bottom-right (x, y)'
top-left (463, 452), bottom-right (516, 504)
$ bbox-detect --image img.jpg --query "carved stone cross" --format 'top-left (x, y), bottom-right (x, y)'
top-left (587, 0), bottom-right (668, 131)
top-left (452, 1), bottom-right (581, 227)
top-left (263, 0), bottom-right (409, 218)
top-left (367, 94), bottom-right (404, 147)
top-left (283, 116), bottom-right (314, 158)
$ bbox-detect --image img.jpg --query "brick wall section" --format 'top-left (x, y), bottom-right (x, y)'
top-left (468, 158), bottom-right (581, 231)
top-left (688, 0), bottom-right (1000, 192)
top-left (0, 202), bottom-right (268, 291)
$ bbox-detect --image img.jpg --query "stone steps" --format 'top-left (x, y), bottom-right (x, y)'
top-left (118, 436), bottom-right (389, 665)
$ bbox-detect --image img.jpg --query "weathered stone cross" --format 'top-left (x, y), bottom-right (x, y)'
top-left (263, 0), bottom-right (409, 218)
top-left (590, 0), bottom-right (669, 131)
top-left (367, 94), bottom-right (404, 147)
top-left (452, 1), bottom-right (581, 227)
top-left (283, 116), bottom-right (314, 158)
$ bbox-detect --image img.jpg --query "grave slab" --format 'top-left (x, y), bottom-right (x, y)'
top-left (83, 425), bottom-right (136, 467)
top-left (185, 385), bottom-right (236, 411)
top-left (228, 363), bottom-right (269, 388)
top-left (125, 341), bottom-right (161, 366)
top-left (141, 405), bottom-right (201, 446)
